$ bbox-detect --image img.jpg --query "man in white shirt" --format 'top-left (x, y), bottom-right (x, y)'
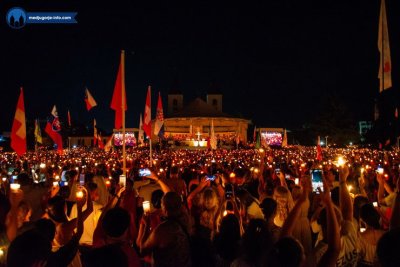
top-left (69, 182), bottom-right (103, 247)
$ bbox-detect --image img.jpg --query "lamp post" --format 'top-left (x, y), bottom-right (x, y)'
top-left (325, 136), bottom-right (329, 148)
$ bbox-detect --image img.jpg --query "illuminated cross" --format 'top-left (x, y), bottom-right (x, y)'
top-left (196, 131), bottom-right (202, 141)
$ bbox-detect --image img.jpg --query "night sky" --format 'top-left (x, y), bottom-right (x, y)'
top-left (1, 0), bottom-right (399, 134)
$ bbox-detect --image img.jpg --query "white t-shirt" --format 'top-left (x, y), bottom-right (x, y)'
top-left (313, 220), bottom-right (360, 267)
top-left (69, 201), bottom-right (103, 246)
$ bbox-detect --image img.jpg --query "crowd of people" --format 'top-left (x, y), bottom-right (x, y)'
top-left (0, 145), bottom-right (399, 267)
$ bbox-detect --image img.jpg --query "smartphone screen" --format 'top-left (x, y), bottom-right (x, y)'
top-left (119, 175), bottom-right (126, 187)
top-left (61, 170), bottom-right (67, 181)
top-left (225, 183), bottom-right (233, 198)
top-left (79, 174), bottom-right (85, 185)
top-left (311, 169), bottom-right (323, 193)
top-left (206, 175), bottom-right (216, 181)
top-left (138, 168), bottom-right (151, 177)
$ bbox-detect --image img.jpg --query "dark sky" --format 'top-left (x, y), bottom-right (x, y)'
top-left (1, 0), bottom-right (399, 133)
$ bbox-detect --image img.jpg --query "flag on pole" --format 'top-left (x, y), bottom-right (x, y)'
top-left (378, 0), bottom-right (392, 92)
top-left (395, 108), bottom-right (398, 118)
top-left (111, 53), bottom-right (127, 129)
top-left (11, 88), bottom-right (26, 156)
top-left (138, 113), bottom-right (144, 145)
top-left (255, 130), bottom-right (261, 149)
top-left (97, 133), bottom-right (104, 149)
top-left (104, 134), bottom-right (114, 152)
top-left (210, 119), bottom-right (217, 150)
top-left (85, 88), bottom-right (97, 111)
top-left (316, 136), bottom-right (323, 161)
top-left (93, 119), bottom-right (98, 146)
top-left (67, 110), bottom-right (72, 126)
top-left (45, 105), bottom-right (63, 153)
top-left (374, 102), bottom-right (380, 121)
top-left (143, 86), bottom-right (152, 137)
top-left (34, 119), bottom-right (42, 144)
top-left (282, 129), bottom-right (288, 147)
top-left (154, 92), bottom-right (165, 138)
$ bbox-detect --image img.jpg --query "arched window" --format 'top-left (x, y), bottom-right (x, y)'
top-left (212, 99), bottom-right (218, 106)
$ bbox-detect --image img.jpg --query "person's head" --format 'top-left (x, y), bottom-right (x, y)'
top-left (66, 169), bottom-right (78, 182)
top-left (317, 205), bottom-right (343, 242)
top-left (46, 196), bottom-right (68, 223)
top-left (170, 166), bottom-right (179, 179)
top-left (234, 168), bottom-right (247, 186)
top-left (7, 229), bottom-right (51, 267)
top-left (151, 189), bottom-right (164, 209)
top-left (242, 219), bottom-right (271, 264)
top-left (260, 197), bottom-right (277, 221)
top-left (377, 229), bottom-right (400, 267)
top-left (162, 191), bottom-right (182, 218)
top-left (353, 195), bottom-right (369, 221)
top-left (17, 173), bottom-right (30, 186)
top-left (87, 182), bottom-right (99, 202)
top-left (291, 185), bottom-right (302, 201)
top-left (219, 214), bottom-right (241, 241)
top-left (376, 228), bottom-right (400, 267)
top-left (58, 185), bottom-right (71, 199)
top-left (17, 201), bottom-right (31, 227)
top-left (273, 186), bottom-right (289, 207)
top-left (202, 188), bottom-right (218, 210)
top-left (83, 244), bottom-right (128, 267)
top-left (360, 203), bottom-right (381, 230)
top-left (267, 237), bottom-right (305, 267)
top-left (102, 208), bottom-right (130, 240)
top-left (35, 219), bottom-right (56, 242)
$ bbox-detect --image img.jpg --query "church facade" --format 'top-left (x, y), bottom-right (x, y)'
top-left (150, 91), bottom-right (250, 147)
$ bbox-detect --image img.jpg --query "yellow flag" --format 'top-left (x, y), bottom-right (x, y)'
top-left (34, 119), bottom-right (42, 144)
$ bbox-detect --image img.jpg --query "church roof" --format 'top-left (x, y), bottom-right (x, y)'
top-left (167, 97), bottom-right (232, 118)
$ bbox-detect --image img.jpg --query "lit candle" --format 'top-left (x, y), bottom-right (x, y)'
top-left (10, 183), bottom-right (20, 191)
top-left (143, 201), bottom-right (151, 213)
top-left (76, 191), bottom-right (84, 199)
top-left (53, 182), bottom-right (58, 187)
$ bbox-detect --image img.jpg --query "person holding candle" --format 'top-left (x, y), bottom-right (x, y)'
top-left (44, 188), bottom-right (93, 267)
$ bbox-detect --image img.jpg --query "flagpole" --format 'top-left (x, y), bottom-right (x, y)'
top-left (381, 0), bottom-right (384, 93)
top-left (121, 50), bottom-right (127, 176)
top-left (149, 92), bottom-right (153, 168)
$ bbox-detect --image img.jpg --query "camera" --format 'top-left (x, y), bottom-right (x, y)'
top-left (139, 168), bottom-right (151, 177)
top-left (311, 169), bottom-right (323, 193)
top-left (206, 175), bottom-right (216, 181)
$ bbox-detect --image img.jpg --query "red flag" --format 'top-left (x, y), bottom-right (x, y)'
top-left (97, 133), bottom-right (104, 149)
top-left (67, 110), bottom-right (71, 126)
top-left (143, 86), bottom-right (152, 137)
top-left (11, 87), bottom-right (26, 156)
top-left (110, 51), bottom-right (127, 129)
top-left (316, 136), bottom-right (323, 161)
top-left (378, 0), bottom-right (392, 92)
top-left (104, 134), bottom-right (114, 152)
top-left (93, 119), bottom-right (98, 146)
top-left (154, 92), bottom-right (165, 138)
top-left (85, 88), bottom-right (97, 111)
top-left (395, 108), bottom-right (398, 118)
top-left (45, 105), bottom-right (63, 154)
